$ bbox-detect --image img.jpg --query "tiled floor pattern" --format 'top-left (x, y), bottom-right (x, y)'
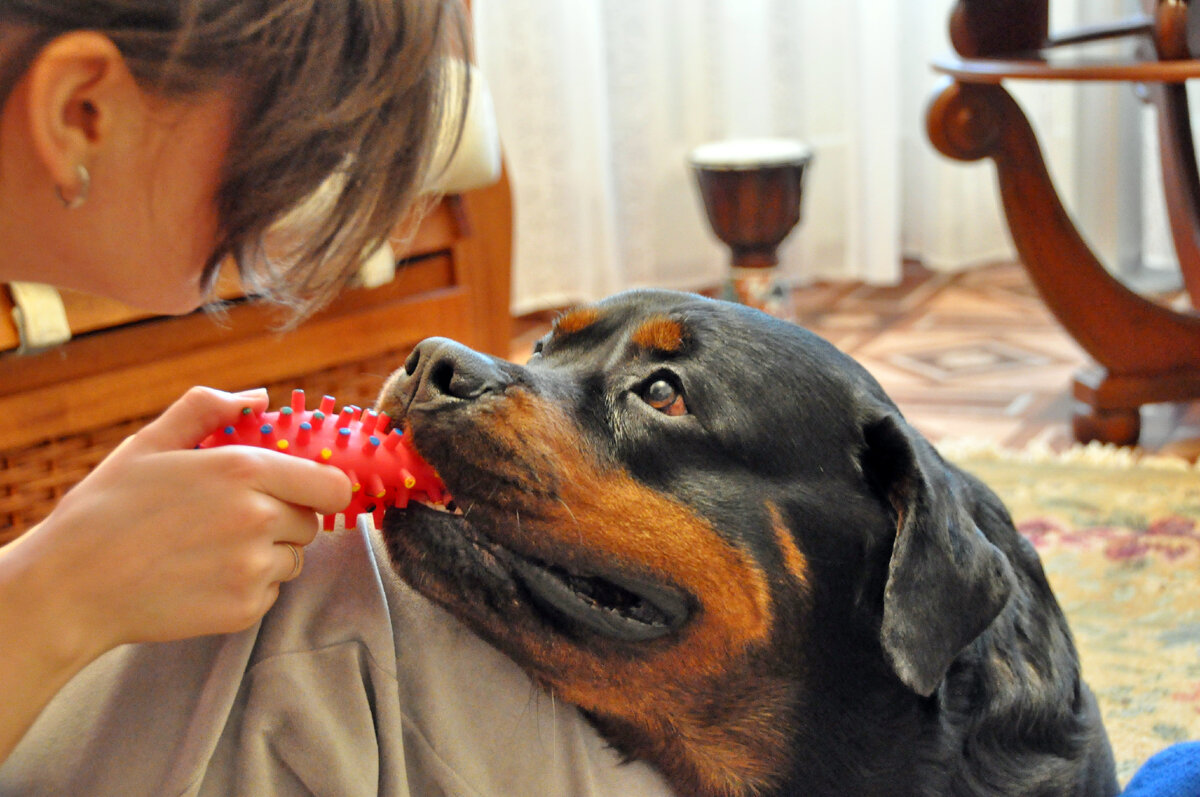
top-left (510, 261), bottom-right (1200, 456)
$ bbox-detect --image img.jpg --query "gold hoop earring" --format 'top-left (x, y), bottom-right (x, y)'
top-left (54, 164), bottom-right (91, 210)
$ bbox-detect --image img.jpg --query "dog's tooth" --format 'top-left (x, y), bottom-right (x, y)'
top-left (415, 498), bottom-right (461, 515)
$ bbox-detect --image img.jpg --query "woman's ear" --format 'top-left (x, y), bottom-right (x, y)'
top-left (22, 31), bottom-right (139, 197)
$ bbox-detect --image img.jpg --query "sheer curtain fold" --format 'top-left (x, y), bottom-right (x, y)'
top-left (475, 0), bottom-right (1101, 315)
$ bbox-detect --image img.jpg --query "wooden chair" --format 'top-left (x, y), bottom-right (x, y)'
top-left (927, 0), bottom-right (1200, 446)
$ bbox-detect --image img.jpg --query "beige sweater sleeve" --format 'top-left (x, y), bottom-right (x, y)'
top-left (0, 522), bottom-right (673, 797)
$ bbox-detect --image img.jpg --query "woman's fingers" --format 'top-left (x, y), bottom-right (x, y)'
top-left (127, 386), bottom-right (269, 454)
top-left (208, 446), bottom-right (351, 518)
top-left (123, 387), bottom-right (352, 516)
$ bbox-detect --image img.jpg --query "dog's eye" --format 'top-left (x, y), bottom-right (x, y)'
top-left (642, 378), bottom-right (687, 416)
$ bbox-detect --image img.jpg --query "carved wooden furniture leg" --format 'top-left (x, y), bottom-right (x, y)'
top-left (927, 79), bottom-right (1200, 445)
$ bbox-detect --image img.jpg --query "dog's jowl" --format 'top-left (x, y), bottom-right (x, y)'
top-left (376, 290), bottom-right (1119, 797)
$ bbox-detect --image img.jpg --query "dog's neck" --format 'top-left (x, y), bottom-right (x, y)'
top-left (586, 610), bottom-right (1086, 797)
top-left (583, 672), bottom-right (801, 797)
top-left (586, 669), bottom-right (931, 797)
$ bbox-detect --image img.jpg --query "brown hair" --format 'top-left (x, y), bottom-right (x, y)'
top-left (0, 0), bottom-right (467, 318)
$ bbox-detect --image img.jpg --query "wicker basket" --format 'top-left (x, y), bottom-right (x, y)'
top-left (0, 349), bottom-right (410, 545)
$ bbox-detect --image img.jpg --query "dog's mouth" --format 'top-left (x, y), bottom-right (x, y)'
top-left (508, 553), bottom-right (690, 642)
top-left (386, 498), bottom-right (691, 644)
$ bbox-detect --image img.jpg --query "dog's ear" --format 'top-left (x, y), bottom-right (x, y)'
top-left (860, 413), bottom-right (1015, 697)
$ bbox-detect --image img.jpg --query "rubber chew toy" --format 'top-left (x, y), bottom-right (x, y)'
top-left (199, 390), bottom-right (447, 529)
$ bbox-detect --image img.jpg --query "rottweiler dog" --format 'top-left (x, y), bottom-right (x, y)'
top-left (376, 289), bottom-right (1118, 797)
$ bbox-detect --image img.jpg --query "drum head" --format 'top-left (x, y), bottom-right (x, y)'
top-left (689, 138), bottom-right (813, 170)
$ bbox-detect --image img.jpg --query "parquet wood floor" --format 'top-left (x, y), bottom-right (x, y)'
top-left (510, 261), bottom-right (1200, 457)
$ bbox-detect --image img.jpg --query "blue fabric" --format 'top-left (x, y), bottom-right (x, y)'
top-left (1123, 742), bottom-right (1200, 797)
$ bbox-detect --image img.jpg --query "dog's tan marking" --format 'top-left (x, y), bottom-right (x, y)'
top-left (768, 502), bottom-right (809, 586)
top-left (619, 682), bottom-right (798, 797)
top-left (477, 394), bottom-right (775, 657)
top-left (423, 392), bottom-right (793, 796)
top-left (631, 315), bottom-right (687, 354)
top-left (552, 306), bottom-right (602, 337)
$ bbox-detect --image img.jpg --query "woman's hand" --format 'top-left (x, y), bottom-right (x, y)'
top-left (0, 386), bottom-right (351, 762)
top-left (22, 386), bottom-right (353, 652)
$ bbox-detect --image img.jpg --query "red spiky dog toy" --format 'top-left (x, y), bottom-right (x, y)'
top-left (199, 389), bottom-right (447, 529)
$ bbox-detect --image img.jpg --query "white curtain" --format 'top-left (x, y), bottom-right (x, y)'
top-left (475, 0), bottom-right (1108, 315)
top-left (1140, 83), bottom-right (1200, 286)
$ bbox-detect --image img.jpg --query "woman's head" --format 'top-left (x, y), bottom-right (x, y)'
top-left (0, 0), bottom-right (466, 316)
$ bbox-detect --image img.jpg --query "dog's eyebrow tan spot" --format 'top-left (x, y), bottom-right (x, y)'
top-left (768, 503), bottom-right (809, 587)
top-left (552, 307), bottom-right (602, 338)
top-left (631, 316), bottom-right (687, 354)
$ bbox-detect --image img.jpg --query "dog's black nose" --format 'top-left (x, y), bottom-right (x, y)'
top-left (404, 337), bottom-right (507, 405)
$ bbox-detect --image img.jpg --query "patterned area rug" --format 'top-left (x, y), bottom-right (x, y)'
top-left (943, 442), bottom-right (1200, 785)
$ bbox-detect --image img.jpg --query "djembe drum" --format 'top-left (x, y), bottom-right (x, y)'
top-left (689, 138), bottom-right (813, 319)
